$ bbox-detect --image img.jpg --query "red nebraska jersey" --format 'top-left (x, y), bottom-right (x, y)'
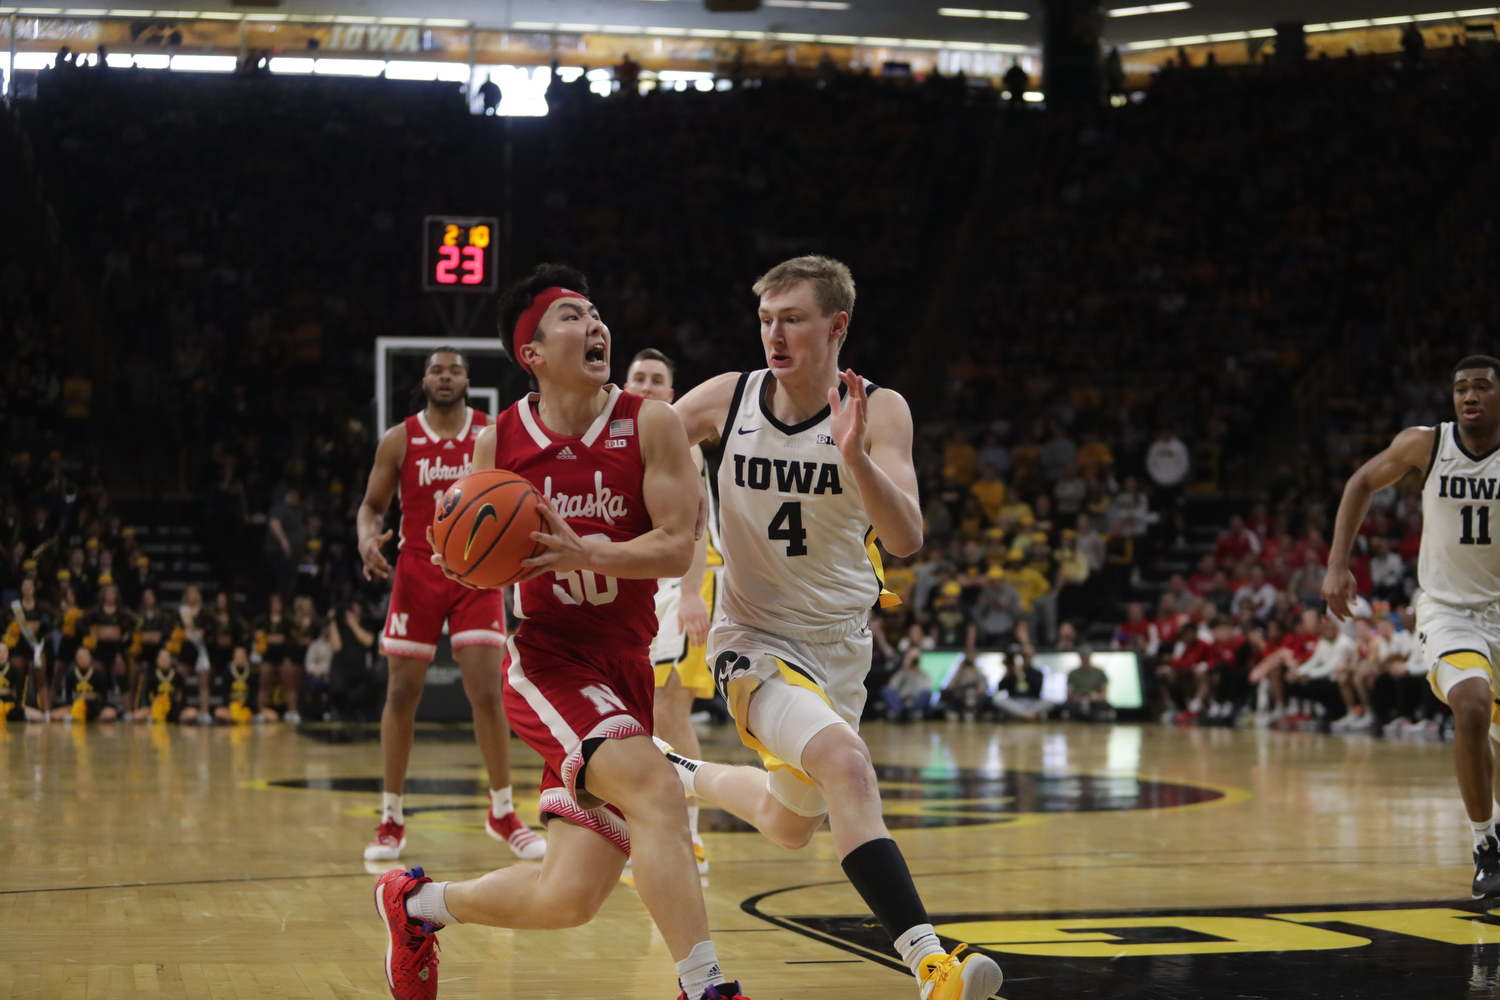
top-left (398, 407), bottom-right (488, 556)
top-left (1281, 629), bottom-right (1320, 664)
top-left (494, 386), bottom-right (658, 650)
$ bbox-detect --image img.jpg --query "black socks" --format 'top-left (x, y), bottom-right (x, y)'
top-left (840, 837), bottom-right (930, 941)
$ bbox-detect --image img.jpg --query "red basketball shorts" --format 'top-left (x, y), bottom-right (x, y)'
top-left (501, 629), bottom-right (655, 856)
top-left (380, 549), bottom-right (505, 662)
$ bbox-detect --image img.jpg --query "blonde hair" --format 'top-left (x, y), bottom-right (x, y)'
top-left (752, 255), bottom-right (856, 320)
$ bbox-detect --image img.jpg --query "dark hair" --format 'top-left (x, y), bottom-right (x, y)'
top-left (630, 347), bottom-right (674, 375)
top-left (496, 263), bottom-right (590, 371)
top-left (1454, 355), bottom-right (1500, 378)
top-left (426, 346), bottom-right (469, 372)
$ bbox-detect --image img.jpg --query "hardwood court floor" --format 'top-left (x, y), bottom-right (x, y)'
top-left (1, 719), bottom-right (1492, 999)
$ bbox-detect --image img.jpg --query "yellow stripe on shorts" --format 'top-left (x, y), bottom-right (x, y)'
top-left (729, 657), bottom-right (832, 788)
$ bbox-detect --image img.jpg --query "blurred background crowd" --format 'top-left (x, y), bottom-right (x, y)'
top-left (2, 38), bottom-right (1496, 731)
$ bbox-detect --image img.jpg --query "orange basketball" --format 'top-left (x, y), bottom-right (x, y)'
top-left (431, 469), bottom-right (546, 589)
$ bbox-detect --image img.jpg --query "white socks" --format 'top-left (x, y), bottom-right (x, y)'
top-left (405, 881), bottom-right (457, 927)
top-left (490, 786), bottom-right (513, 818)
top-left (654, 736), bottom-right (701, 796)
top-left (894, 923), bottom-right (945, 976)
top-left (1472, 815), bottom-right (1495, 848)
top-left (675, 941), bottom-right (726, 1000)
top-left (687, 804), bottom-right (700, 838)
top-left (382, 792), bottom-right (404, 825)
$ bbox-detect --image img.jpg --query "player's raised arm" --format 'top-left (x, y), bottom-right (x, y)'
top-left (522, 399), bottom-right (699, 581)
top-left (356, 424), bottom-right (406, 580)
top-left (673, 371), bottom-right (742, 448)
top-left (1322, 425), bottom-right (1435, 619)
top-left (831, 369), bottom-right (924, 557)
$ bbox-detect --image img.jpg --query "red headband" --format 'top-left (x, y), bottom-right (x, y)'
top-left (513, 286), bottom-right (588, 372)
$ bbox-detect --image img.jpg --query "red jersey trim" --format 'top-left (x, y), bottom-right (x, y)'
top-left (516, 386), bottom-right (624, 450)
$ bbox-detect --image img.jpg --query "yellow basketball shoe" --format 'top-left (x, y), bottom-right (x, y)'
top-left (917, 944), bottom-right (1003, 1000)
top-left (693, 831), bottom-right (709, 876)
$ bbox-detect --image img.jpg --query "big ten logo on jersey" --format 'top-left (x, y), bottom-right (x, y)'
top-left (607, 417), bottom-right (634, 448)
top-left (731, 456), bottom-right (842, 496)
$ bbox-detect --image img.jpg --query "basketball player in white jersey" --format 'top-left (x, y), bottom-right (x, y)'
top-left (666, 256), bottom-right (1003, 1000)
top-left (1324, 355), bottom-right (1500, 899)
top-left (626, 348), bottom-right (719, 875)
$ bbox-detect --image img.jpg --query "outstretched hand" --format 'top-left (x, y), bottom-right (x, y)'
top-left (360, 529), bottom-right (394, 580)
top-left (828, 368), bottom-right (868, 465)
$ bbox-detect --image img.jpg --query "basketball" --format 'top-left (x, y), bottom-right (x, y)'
top-left (431, 469), bottom-right (546, 589)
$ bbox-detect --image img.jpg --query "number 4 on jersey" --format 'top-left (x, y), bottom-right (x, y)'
top-left (768, 501), bottom-right (808, 556)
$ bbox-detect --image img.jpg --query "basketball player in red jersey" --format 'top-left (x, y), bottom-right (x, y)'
top-left (375, 266), bottom-right (753, 1000)
top-left (356, 348), bottom-right (545, 863)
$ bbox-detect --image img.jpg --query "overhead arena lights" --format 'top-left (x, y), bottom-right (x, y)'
top-left (1108, 2), bottom-right (1191, 16)
top-left (765, 1), bottom-right (852, 8)
top-left (938, 8), bottom-right (1031, 19)
top-left (511, 20), bottom-right (1033, 50)
top-left (1123, 28), bottom-right (1276, 48)
top-left (1303, 7), bottom-right (1500, 28)
top-left (1123, 7), bottom-right (1500, 49)
top-left (0, 7), bottom-right (472, 26)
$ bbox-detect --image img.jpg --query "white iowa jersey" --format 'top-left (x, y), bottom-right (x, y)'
top-left (1420, 421), bottom-right (1500, 610)
top-left (716, 369), bottom-right (888, 640)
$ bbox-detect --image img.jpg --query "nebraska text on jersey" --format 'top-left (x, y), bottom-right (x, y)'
top-left (543, 471), bottom-right (629, 525)
top-left (416, 454), bottom-right (473, 488)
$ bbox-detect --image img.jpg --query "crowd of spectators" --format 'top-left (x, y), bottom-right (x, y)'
top-left (4, 47), bottom-right (1498, 734)
top-left (1107, 482), bottom-right (1440, 735)
top-left (857, 47), bottom-right (1500, 725)
top-left (0, 465), bottom-right (386, 723)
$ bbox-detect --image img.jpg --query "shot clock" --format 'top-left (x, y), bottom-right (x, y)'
top-left (422, 215), bottom-right (500, 292)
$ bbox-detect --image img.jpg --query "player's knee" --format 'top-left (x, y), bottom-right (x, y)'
top-left (810, 743), bottom-right (876, 797)
top-left (464, 673), bottom-right (504, 707)
top-left (386, 668), bottom-right (426, 705)
top-left (1452, 692), bottom-right (1491, 732)
top-left (618, 761), bottom-right (690, 824)
top-left (549, 886), bottom-right (609, 928)
top-left (766, 814), bottom-right (820, 851)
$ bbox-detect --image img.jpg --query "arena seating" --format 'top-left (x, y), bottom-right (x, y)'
top-left (4, 46), bottom-right (1498, 727)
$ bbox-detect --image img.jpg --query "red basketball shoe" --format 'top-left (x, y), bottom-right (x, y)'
top-left (365, 818), bottom-right (407, 861)
top-left (487, 808), bottom-right (546, 860)
top-left (678, 982), bottom-right (752, 1000)
top-left (374, 866), bottom-right (440, 1000)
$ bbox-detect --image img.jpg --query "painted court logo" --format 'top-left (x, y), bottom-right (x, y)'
top-left (698, 764), bottom-right (1225, 833)
top-left (743, 895), bottom-right (1500, 1000)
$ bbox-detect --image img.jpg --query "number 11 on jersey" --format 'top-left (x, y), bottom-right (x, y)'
top-left (1459, 504), bottom-right (1492, 545)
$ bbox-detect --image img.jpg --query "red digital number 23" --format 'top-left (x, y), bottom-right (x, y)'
top-left (435, 245), bottom-right (460, 284)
